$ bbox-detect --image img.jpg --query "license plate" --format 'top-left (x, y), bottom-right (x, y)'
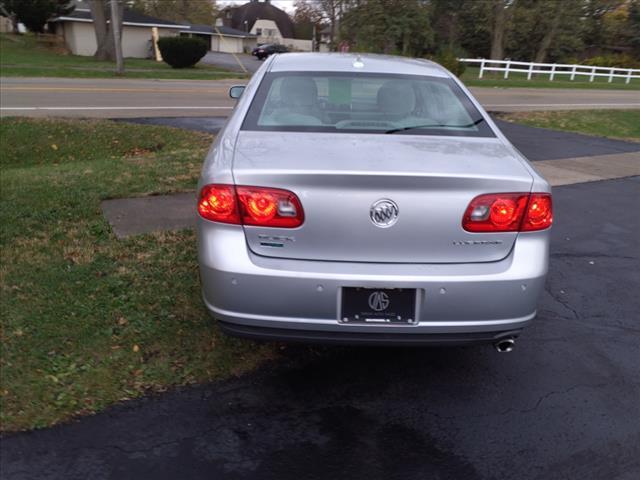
top-left (340, 288), bottom-right (417, 324)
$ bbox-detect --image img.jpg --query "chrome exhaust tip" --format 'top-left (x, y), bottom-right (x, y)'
top-left (494, 338), bottom-right (515, 353)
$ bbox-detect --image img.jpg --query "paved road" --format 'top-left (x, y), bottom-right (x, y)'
top-left (2, 177), bottom-right (639, 480)
top-left (2, 77), bottom-right (639, 118)
top-left (0, 78), bottom-right (239, 118)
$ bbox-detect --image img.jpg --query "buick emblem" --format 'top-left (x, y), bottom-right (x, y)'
top-left (370, 199), bottom-right (399, 228)
top-left (368, 291), bottom-right (390, 311)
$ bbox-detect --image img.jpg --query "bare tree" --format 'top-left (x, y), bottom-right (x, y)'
top-left (88, 0), bottom-right (123, 62)
top-left (315, 0), bottom-right (343, 49)
top-left (130, 0), bottom-right (216, 24)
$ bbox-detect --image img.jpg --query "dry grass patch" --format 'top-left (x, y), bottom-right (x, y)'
top-left (0, 118), bottom-right (283, 432)
top-left (496, 110), bottom-right (640, 142)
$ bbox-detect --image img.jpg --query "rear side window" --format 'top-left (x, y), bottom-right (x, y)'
top-left (242, 71), bottom-right (494, 137)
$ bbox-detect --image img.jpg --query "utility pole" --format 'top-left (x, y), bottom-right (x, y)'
top-left (312, 23), bottom-right (316, 52)
top-left (110, 0), bottom-right (124, 75)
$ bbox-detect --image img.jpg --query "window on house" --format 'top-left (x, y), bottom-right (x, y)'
top-left (256, 28), bottom-right (262, 35)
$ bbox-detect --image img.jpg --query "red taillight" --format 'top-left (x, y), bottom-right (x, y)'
top-left (462, 193), bottom-right (552, 232)
top-left (198, 184), bottom-right (303, 228)
top-left (198, 184), bottom-right (239, 224)
top-left (236, 186), bottom-right (304, 227)
top-left (522, 193), bottom-right (553, 231)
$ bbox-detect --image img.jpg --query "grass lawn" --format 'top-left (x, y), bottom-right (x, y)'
top-left (0, 33), bottom-right (246, 80)
top-left (0, 118), bottom-right (281, 432)
top-left (461, 67), bottom-right (639, 90)
top-left (496, 109), bottom-right (640, 142)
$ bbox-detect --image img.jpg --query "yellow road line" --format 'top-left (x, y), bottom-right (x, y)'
top-left (212, 26), bottom-right (249, 75)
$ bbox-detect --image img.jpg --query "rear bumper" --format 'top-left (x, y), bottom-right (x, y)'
top-left (198, 220), bottom-right (549, 344)
top-left (217, 321), bottom-right (524, 346)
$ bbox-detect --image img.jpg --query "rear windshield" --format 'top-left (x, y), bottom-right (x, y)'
top-left (242, 71), bottom-right (494, 137)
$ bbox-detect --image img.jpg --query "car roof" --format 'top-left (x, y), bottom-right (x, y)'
top-left (269, 53), bottom-right (449, 77)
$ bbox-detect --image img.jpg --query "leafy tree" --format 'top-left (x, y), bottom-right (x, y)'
top-left (340, 0), bottom-right (432, 56)
top-left (130, 0), bottom-right (217, 25)
top-left (579, 0), bottom-right (640, 60)
top-left (507, 0), bottom-right (583, 62)
top-left (456, 1), bottom-right (493, 58)
top-left (600, 1), bottom-right (636, 49)
top-left (630, 0), bottom-right (640, 55)
top-left (429, 0), bottom-right (468, 49)
top-left (581, 0), bottom-right (623, 50)
top-left (0, 0), bottom-right (74, 33)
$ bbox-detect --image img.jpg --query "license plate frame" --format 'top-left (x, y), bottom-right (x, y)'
top-left (340, 287), bottom-right (418, 325)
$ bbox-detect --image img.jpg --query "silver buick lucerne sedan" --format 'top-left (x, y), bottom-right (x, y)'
top-left (197, 53), bottom-right (552, 351)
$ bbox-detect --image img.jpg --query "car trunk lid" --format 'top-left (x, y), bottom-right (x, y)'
top-left (232, 131), bottom-right (533, 263)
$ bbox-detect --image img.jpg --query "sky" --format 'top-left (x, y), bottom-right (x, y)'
top-left (218, 1), bottom-right (296, 13)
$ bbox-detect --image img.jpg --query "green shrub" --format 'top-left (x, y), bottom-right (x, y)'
top-left (581, 54), bottom-right (640, 69)
top-left (157, 37), bottom-right (208, 69)
top-left (430, 47), bottom-right (467, 77)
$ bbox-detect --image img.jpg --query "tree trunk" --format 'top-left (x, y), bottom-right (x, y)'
top-left (490, 0), bottom-right (506, 60)
top-left (110, 0), bottom-right (124, 74)
top-left (534, 6), bottom-right (561, 63)
top-left (89, 0), bottom-right (124, 61)
top-left (448, 13), bottom-right (458, 48)
top-left (11, 15), bottom-right (19, 34)
top-left (89, 0), bottom-right (111, 60)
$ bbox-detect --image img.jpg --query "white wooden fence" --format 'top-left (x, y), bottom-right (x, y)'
top-left (458, 58), bottom-right (640, 84)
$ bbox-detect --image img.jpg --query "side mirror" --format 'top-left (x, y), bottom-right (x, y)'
top-left (229, 85), bottom-right (245, 99)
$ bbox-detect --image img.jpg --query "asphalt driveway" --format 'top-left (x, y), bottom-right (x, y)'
top-left (2, 177), bottom-right (639, 480)
top-left (201, 52), bottom-right (262, 74)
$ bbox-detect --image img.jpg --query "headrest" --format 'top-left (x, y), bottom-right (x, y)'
top-left (280, 77), bottom-right (318, 107)
top-left (377, 81), bottom-right (416, 116)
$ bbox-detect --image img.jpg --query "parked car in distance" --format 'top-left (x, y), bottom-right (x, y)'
top-left (252, 43), bottom-right (288, 60)
top-left (197, 53), bottom-right (553, 351)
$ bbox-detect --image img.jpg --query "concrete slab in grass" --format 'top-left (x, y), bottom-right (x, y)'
top-left (535, 152), bottom-right (640, 186)
top-left (102, 192), bottom-right (195, 239)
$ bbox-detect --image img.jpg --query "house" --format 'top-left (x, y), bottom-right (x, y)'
top-left (319, 25), bottom-right (332, 52)
top-left (217, 0), bottom-right (312, 52)
top-left (0, 15), bottom-right (12, 33)
top-left (180, 24), bottom-right (257, 54)
top-left (50, 3), bottom-right (186, 58)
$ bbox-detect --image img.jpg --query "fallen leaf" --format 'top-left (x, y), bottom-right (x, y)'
top-left (132, 344), bottom-right (140, 353)
top-left (51, 144), bottom-right (58, 150)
